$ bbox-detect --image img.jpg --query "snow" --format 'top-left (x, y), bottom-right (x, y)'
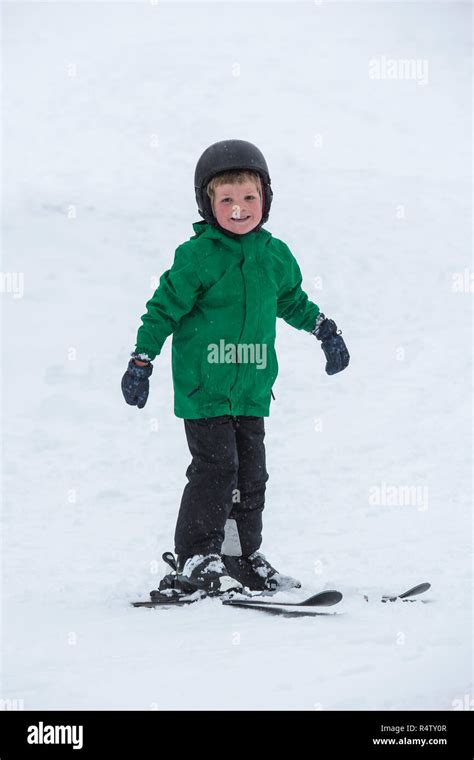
top-left (2, 1), bottom-right (472, 710)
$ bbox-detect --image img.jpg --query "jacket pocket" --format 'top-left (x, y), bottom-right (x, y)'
top-left (248, 344), bottom-right (278, 401)
top-left (200, 346), bottom-right (238, 399)
top-left (263, 346), bottom-right (278, 392)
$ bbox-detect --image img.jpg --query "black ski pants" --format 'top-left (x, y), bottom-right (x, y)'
top-left (174, 415), bottom-right (268, 562)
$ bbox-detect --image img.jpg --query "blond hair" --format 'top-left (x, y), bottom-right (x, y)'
top-left (206, 171), bottom-right (262, 205)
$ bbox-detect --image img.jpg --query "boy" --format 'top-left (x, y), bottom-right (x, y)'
top-left (121, 139), bottom-right (349, 597)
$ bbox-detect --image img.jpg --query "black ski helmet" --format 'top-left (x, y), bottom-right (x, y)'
top-left (194, 139), bottom-right (273, 226)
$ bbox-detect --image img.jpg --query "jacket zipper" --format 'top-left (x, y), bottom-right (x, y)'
top-left (228, 242), bottom-right (247, 413)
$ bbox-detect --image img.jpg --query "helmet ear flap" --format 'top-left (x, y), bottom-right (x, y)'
top-left (261, 181), bottom-right (273, 224)
top-left (195, 185), bottom-right (214, 224)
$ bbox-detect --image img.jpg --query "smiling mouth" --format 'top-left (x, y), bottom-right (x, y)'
top-left (230, 216), bottom-right (251, 222)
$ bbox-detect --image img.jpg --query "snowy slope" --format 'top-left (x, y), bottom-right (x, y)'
top-left (2, 1), bottom-right (472, 710)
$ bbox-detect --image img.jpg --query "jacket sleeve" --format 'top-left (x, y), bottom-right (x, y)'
top-left (134, 244), bottom-right (202, 361)
top-left (276, 243), bottom-right (320, 332)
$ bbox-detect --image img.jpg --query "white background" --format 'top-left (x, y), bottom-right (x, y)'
top-left (2, 0), bottom-right (472, 709)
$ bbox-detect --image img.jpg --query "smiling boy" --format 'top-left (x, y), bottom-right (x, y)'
top-left (211, 176), bottom-right (263, 233)
top-left (121, 139), bottom-right (349, 598)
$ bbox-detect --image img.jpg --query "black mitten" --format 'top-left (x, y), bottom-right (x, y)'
top-left (313, 314), bottom-right (350, 375)
top-left (121, 358), bottom-right (153, 408)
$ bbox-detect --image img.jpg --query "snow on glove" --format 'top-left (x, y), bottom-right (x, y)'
top-left (121, 358), bottom-right (153, 408)
top-left (312, 313), bottom-right (350, 375)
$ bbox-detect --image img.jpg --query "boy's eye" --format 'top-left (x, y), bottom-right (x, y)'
top-left (220, 195), bottom-right (256, 203)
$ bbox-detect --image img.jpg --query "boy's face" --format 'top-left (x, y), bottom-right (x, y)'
top-left (211, 180), bottom-right (263, 235)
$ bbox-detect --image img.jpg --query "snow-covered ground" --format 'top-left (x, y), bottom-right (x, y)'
top-left (2, 1), bottom-right (472, 710)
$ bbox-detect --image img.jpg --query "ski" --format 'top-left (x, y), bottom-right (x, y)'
top-left (223, 589), bottom-right (342, 608)
top-left (132, 549), bottom-right (430, 611)
top-left (132, 584), bottom-right (431, 611)
top-left (132, 588), bottom-right (342, 612)
top-left (364, 582), bottom-right (431, 603)
top-left (221, 589), bottom-right (343, 616)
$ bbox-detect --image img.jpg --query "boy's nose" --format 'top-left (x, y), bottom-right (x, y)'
top-left (232, 204), bottom-right (247, 218)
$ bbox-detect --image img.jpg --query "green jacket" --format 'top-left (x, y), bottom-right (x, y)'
top-left (134, 221), bottom-right (320, 418)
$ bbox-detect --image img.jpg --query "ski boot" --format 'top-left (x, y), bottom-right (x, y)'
top-left (150, 552), bottom-right (242, 602)
top-left (223, 551), bottom-right (301, 592)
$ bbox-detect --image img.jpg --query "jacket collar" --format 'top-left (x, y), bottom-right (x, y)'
top-left (191, 220), bottom-right (272, 248)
